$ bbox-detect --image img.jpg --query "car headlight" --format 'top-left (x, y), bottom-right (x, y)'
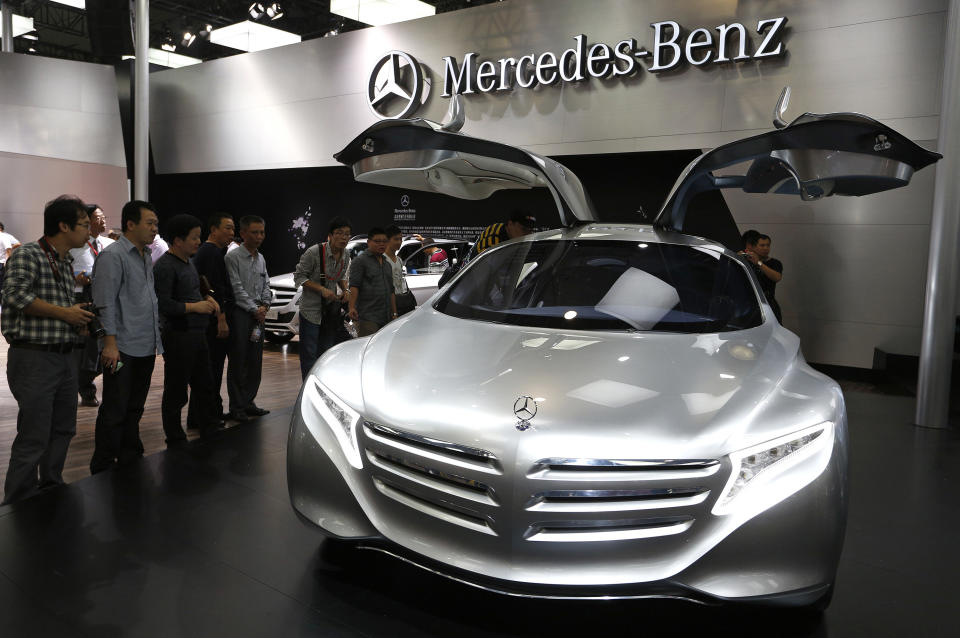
top-left (712, 421), bottom-right (834, 516)
top-left (305, 377), bottom-right (363, 469)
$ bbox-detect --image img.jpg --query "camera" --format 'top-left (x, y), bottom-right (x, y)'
top-left (83, 303), bottom-right (106, 339)
top-left (78, 287), bottom-right (106, 338)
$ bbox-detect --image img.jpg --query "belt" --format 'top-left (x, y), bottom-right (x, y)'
top-left (11, 341), bottom-right (77, 353)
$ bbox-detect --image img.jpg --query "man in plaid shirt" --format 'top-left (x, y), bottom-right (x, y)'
top-left (1, 195), bottom-right (95, 504)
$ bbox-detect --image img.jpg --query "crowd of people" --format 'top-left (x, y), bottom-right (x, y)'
top-left (0, 195), bottom-right (781, 505)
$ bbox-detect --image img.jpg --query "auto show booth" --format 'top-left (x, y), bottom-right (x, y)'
top-left (0, 0), bottom-right (954, 372)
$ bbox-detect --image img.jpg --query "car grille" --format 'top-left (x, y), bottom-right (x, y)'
top-left (270, 285), bottom-right (297, 308)
top-left (523, 458), bottom-right (720, 542)
top-left (362, 423), bottom-right (722, 543)
top-left (362, 421), bottom-right (503, 536)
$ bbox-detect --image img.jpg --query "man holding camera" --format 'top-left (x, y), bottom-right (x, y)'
top-left (69, 204), bottom-right (114, 407)
top-left (89, 201), bottom-right (164, 474)
top-left (1, 195), bottom-right (94, 504)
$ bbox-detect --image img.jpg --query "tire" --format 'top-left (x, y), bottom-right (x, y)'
top-left (265, 331), bottom-right (295, 344)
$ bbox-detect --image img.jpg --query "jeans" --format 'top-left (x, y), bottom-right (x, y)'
top-left (161, 329), bottom-right (217, 443)
top-left (226, 308), bottom-right (263, 413)
top-left (3, 347), bottom-right (78, 504)
top-left (90, 352), bottom-right (155, 474)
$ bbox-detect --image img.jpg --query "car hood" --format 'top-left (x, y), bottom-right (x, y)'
top-left (355, 309), bottom-right (822, 460)
top-left (270, 273), bottom-right (296, 288)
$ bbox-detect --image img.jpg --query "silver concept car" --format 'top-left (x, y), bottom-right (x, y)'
top-left (287, 93), bottom-right (940, 608)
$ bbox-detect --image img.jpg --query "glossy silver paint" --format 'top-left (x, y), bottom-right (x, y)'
top-left (288, 224), bottom-right (849, 605)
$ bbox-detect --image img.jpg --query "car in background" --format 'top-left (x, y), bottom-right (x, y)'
top-left (264, 236), bottom-right (471, 342)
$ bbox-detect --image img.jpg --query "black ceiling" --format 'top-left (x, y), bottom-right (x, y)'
top-left (7, 0), bottom-right (504, 65)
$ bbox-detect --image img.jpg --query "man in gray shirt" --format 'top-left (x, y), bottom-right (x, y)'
top-left (224, 215), bottom-right (272, 422)
top-left (90, 200), bottom-right (163, 474)
top-left (293, 215), bottom-right (351, 379)
top-left (347, 226), bottom-right (397, 338)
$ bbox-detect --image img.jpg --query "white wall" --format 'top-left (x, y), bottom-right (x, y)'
top-left (0, 55), bottom-right (127, 240)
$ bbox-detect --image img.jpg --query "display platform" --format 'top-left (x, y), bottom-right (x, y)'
top-left (0, 392), bottom-right (955, 637)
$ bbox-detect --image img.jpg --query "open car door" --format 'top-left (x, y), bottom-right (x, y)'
top-left (334, 117), bottom-right (597, 227)
top-left (655, 100), bottom-right (942, 233)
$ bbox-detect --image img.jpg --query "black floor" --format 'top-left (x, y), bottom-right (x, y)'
top-left (0, 391), bottom-right (957, 637)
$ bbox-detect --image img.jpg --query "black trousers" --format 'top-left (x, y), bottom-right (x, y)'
top-left (3, 347), bottom-right (78, 504)
top-left (77, 333), bottom-right (102, 400)
top-left (90, 352), bottom-right (155, 474)
top-left (187, 320), bottom-right (229, 425)
top-left (226, 308), bottom-right (263, 413)
top-left (161, 329), bottom-right (216, 443)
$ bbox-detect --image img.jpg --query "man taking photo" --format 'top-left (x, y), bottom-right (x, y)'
top-left (293, 216), bottom-right (351, 379)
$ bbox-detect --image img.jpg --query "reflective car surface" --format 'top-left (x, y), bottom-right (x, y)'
top-left (287, 94), bottom-right (940, 607)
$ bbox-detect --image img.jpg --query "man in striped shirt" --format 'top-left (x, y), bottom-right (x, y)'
top-left (470, 210), bottom-right (537, 257)
top-left (1, 195), bottom-right (95, 503)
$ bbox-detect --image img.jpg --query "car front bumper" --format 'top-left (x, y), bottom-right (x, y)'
top-left (287, 385), bottom-right (847, 605)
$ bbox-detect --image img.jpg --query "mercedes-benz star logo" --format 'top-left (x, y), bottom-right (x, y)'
top-left (514, 396), bottom-right (538, 431)
top-left (400, 194), bottom-right (410, 207)
top-left (368, 50), bottom-right (427, 120)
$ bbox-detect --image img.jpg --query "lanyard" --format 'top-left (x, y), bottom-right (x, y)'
top-left (38, 237), bottom-right (73, 299)
top-left (87, 239), bottom-right (99, 257)
top-left (321, 243), bottom-right (346, 282)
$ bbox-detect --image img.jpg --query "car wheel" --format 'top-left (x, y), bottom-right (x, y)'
top-left (265, 331), bottom-right (295, 344)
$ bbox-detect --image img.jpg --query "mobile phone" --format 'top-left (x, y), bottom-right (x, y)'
top-left (112, 360), bottom-right (124, 374)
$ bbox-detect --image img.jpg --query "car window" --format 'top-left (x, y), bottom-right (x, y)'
top-left (404, 245), bottom-right (448, 274)
top-left (435, 240), bottom-right (763, 333)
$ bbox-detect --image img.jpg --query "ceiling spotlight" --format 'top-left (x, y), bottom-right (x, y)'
top-left (266, 3), bottom-right (283, 20)
top-left (161, 42), bottom-right (176, 52)
top-left (248, 2), bottom-right (266, 20)
top-left (181, 31), bottom-right (196, 47)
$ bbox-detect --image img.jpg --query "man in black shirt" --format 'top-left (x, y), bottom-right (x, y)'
top-left (188, 213), bottom-right (235, 426)
top-left (154, 214), bottom-right (220, 445)
top-left (742, 230), bottom-right (784, 323)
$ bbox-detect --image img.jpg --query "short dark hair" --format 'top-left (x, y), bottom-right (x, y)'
top-left (163, 213), bottom-right (203, 243)
top-left (43, 195), bottom-right (87, 237)
top-left (85, 204), bottom-right (102, 216)
top-left (239, 215), bottom-right (265, 230)
top-left (0, 222), bottom-right (4, 231)
top-left (509, 209), bottom-right (537, 229)
top-left (384, 225), bottom-right (402, 239)
top-left (367, 226), bottom-right (387, 240)
top-left (757, 233), bottom-right (771, 243)
top-left (741, 229), bottom-right (761, 247)
top-left (207, 213), bottom-right (234, 231)
top-left (121, 200), bottom-right (157, 231)
top-left (329, 216), bottom-right (352, 235)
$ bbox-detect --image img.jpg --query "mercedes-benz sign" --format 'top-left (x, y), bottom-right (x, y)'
top-left (368, 51), bottom-right (427, 120)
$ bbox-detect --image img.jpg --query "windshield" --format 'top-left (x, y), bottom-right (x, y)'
top-left (435, 240), bottom-right (763, 333)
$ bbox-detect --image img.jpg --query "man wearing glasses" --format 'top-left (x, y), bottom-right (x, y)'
top-left (348, 227), bottom-right (397, 338)
top-left (1, 196), bottom-right (94, 503)
top-left (293, 216), bottom-right (352, 378)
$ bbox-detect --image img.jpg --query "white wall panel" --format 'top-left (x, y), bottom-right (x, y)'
top-left (0, 152), bottom-right (129, 240)
top-left (0, 55), bottom-right (126, 167)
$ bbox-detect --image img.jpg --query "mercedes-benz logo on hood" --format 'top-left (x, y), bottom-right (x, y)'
top-left (368, 50), bottom-right (427, 120)
top-left (514, 396), bottom-right (538, 431)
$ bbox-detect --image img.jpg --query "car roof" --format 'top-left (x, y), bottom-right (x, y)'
top-left (519, 223), bottom-right (730, 254)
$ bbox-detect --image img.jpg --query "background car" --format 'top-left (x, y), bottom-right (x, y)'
top-left (264, 236), bottom-right (472, 342)
top-left (287, 96), bottom-right (940, 607)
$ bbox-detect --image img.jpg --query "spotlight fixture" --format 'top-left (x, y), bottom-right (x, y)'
top-left (181, 31), bottom-right (196, 47)
top-left (248, 2), bottom-right (266, 20)
top-left (265, 3), bottom-right (283, 20)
